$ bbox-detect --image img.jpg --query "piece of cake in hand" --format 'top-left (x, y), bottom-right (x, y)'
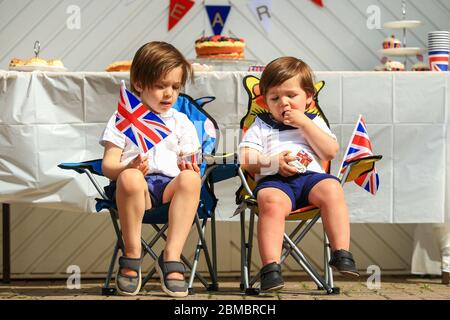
top-left (195, 35), bottom-right (245, 59)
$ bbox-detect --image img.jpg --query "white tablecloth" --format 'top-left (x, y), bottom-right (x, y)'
top-left (1, 70), bottom-right (450, 224)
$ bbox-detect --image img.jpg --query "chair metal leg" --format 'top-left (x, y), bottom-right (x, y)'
top-left (188, 216), bottom-right (218, 293)
top-left (323, 232), bottom-right (334, 289)
top-left (247, 209), bottom-right (255, 280)
top-left (102, 240), bottom-right (120, 296)
top-left (2, 203), bottom-right (11, 284)
top-left (210, 209), bottom-right (219, 290)
top-left (283, 233), bottom-right (334, 294)
top-left (240, 209), bottom-right (249, 291)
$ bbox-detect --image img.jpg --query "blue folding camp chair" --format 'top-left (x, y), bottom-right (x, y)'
top-left (59, 93), bottom-right (226, 295)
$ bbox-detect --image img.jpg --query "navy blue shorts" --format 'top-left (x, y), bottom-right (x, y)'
top-left (253, 171), bottom-right (340, 210)
top-left (105, 173), bottom-right (174, 208)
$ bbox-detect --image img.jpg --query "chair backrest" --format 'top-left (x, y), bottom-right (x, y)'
top-left (236, 75), bottom-right (331, 203)
top-left (172, 93), bottom-right (218, 176)
top-left (173, 94), bottom-right (219, 218)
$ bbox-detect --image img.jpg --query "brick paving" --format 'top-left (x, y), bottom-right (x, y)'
top-left (0, 275), bottom-right (449, 300)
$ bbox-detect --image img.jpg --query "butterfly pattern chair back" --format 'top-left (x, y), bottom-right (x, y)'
top-left (236, 75), bottom-right (382, 295)
top-left (59, 93), bottom-right (221, 295)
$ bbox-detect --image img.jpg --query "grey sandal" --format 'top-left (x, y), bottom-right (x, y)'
top-left (115, 256), bottom-right (142, 296)
top-left (156, 251), bottom-right (188, 297)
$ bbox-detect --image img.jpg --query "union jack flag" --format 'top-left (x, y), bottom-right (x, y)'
top-left (339, 115), bottom-right (379, 195)
top-left (429, 51), bottom-right (449, 71)
top-left (115, 81), bottom-right (171, 153)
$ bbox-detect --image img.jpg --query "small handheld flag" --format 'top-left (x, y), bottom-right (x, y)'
top-left (339, 115), bottom-right (380, 195)
top-left (115, 81), bottom-right (171, 153)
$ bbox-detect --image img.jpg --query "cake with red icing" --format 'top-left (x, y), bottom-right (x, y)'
top-left (195, 35), bottom-right (245, 59)
top-left (383, 35), bottom-right (401, 49)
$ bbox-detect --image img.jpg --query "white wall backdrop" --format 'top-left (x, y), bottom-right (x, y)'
top-left (1, 0), bottom-right (450, 72)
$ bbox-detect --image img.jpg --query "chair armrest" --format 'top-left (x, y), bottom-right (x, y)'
top-left (58, 159), bottom-right (108, 200)
top-left (203, 153), bottom-right (238, 165)
top-left (341, 155), bottom-right (382, 183)
top-left (58, 159), bottom-right (104, 176)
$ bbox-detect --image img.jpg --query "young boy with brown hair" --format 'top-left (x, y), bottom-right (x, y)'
top-left (239, 57), bottom-right (359, 293)
top-left (100, 41), bottom-right (200, 297)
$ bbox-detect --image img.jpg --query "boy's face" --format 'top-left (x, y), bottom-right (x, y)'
top-left (134, 66), bottom-right (183, 114)
top-left (264, 75), bottom-right (313, 123)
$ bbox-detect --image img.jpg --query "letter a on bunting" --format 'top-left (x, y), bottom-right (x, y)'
top-left (205, 5), bottom-right (231, 35)
top-left (168, 0), bottom-right (194, 31)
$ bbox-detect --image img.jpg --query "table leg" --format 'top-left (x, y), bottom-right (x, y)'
top-left (443, 271), bottom-right (449, 285)
top-left (2, 203), bottom-right (11, 283)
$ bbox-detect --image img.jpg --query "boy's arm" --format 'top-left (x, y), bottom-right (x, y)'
top-left (283, 110), bottom-right (339, 161)
top-left (102, 141), bottom-right (148, 180)
top-left (239, 147), bottom-right (298, 177)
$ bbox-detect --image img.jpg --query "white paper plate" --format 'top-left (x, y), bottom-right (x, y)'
top-left (379, 47), bottom-right (425, 56)
top-left (383, 20), bottom-right (422, 29)
top-left (9, 65), bottom-right (68, 72)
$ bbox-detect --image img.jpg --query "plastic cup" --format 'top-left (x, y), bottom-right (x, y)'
top-left (428, 50), bottom-right (449, 71)
top-left (177, 149), bottom-right (203, 165)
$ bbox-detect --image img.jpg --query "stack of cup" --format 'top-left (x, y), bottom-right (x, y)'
top-left (428, 31), bottom-right (450, 71)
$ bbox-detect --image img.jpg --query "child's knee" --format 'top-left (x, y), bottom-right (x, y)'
top-left (257, 191), bottom-right (291, 214)
top-left (117, 169), bottom-right (147, 194)
top-left (312, 179), bottom-right (345, 205)
top-left (177, 170), bottom-right (201, 192)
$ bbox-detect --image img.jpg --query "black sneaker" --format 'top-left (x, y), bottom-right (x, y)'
top-left (260, 262), bottom-right (284, 292)
top-left (329, 249), bottom-right (360, 278)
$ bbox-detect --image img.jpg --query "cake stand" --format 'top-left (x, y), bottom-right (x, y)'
top-left (379, 1), bottom-right (424, 69)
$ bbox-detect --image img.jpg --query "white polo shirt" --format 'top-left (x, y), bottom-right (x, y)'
top-left (100, 108), bottom-right (201, 178)
top-left (239, 114), bottom-right (336, 181)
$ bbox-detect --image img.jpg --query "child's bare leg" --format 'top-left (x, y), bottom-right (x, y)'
top-left (257, 188), bottom-right (292, 266)
top-left (116, 169), bottom-right (152, 276)
top-left (161, 170), bottom-right (201, 280)
top-left (308, 179), bottom-right (350, 251)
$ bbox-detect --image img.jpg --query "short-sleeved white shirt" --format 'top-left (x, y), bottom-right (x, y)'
top-left (100, 108), bottom-right (201, 178)
top-left (239, 114), bottom-right (336, 181)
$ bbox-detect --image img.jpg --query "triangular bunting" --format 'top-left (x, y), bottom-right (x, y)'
top-left (205, 5), bottom-right (231, 35)
top-left (168, 0), bottom-right (194, 31)
top-left (311, 0), bottom-right (324, 7)
top-left (248, 0), bottom-right (272, 33)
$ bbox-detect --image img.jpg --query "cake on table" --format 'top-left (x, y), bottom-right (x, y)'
top-left (195, 35), bottom-right (245, 59)
top-left (9, 57), bottom-right (65, 70)
top-left (412, 62), bottom-right (430, 71)
top-left (384, 60), bottom-right (405, 71)
top-left (383, 35), bottom-right (402, 49)
top-left (105, 60), bottom-right (132, 72)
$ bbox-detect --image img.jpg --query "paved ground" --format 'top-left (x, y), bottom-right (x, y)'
top-left (0, 275), bottom-right (449, 300)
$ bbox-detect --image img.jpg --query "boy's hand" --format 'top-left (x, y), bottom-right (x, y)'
top-left (127, 154), bottom-right (149, 175)
top-left (282, 106), bottom-right (308, 128)
top-left (178, 161), bottom-right (200, 173)
top-left (276, 151), bottom-right (298, 177)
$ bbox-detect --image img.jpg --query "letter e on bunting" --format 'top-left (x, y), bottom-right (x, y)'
top-left (205, 5), bottom-right (231, 35)
top-left (169, 0), bottom-right (194, 31)
top-left (311, 0), bottom-right (324, 7)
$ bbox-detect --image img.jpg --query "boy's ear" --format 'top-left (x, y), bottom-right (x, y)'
top-left (306, 94), bottom-right (313, 105)
top-left (134, 81), bottom-right (143, 93)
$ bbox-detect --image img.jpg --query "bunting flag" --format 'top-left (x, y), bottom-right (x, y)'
top-left (248, 0), bottom-right (272, 33)
top-left (311, 0), bottom-right (324, 7)
top-left (168, 0), bottom-right (194, 31)
top-left (205, 5), bottom-right (231, 35)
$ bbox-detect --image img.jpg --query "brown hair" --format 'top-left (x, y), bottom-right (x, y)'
top-left (130, 41), bottom-right (193, 95)
top-left (259, 57), bottom-right (316, 97)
